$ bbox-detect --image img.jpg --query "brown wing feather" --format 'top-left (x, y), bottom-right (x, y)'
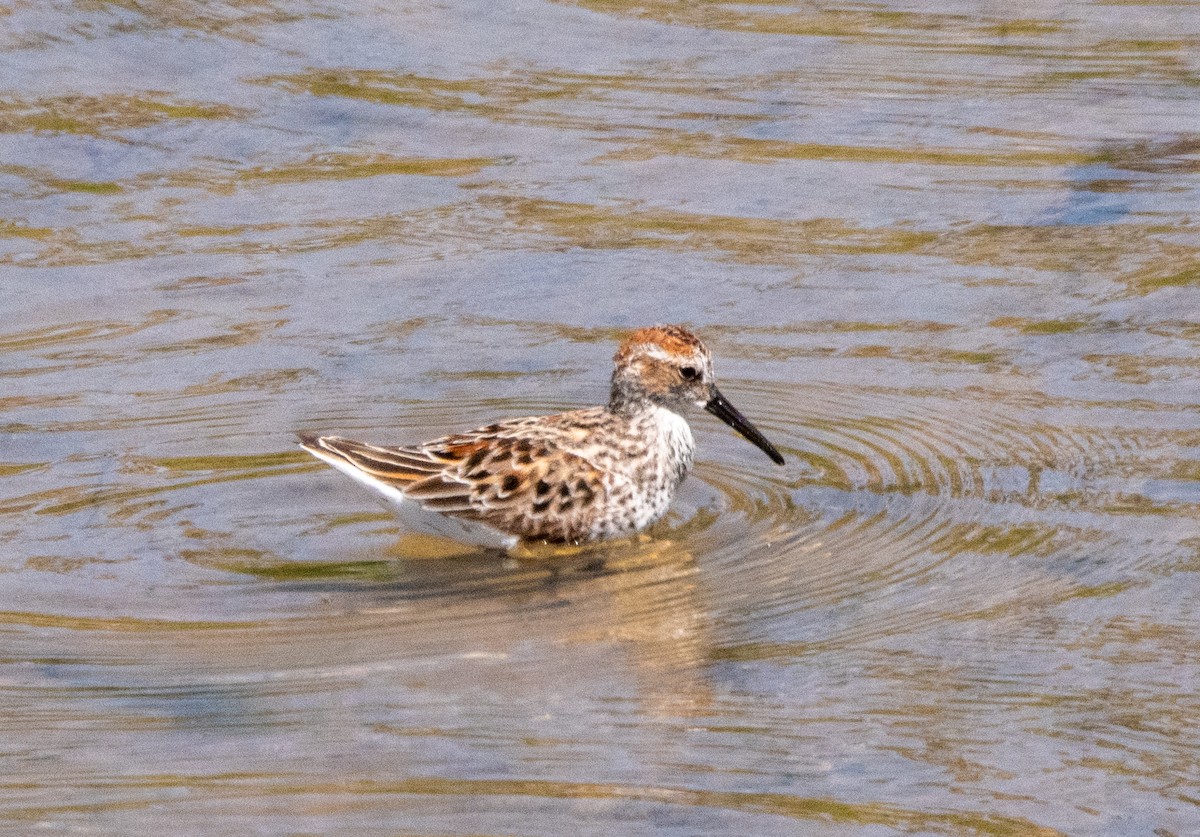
top-left (300, 411), bottom-right (617, 542)
top-left (308, 436), bottom-right (446, 482)
top-left (434, 435), bottom-right (610, 542)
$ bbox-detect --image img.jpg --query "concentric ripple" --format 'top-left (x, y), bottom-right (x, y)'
top-left (663, 379), bottom-right (1196, 663)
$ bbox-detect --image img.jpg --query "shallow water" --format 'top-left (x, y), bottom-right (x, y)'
top-left (2, 1), bottom-right (1199, 834)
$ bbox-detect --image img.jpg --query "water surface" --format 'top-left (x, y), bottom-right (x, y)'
top-left (1, 1), bottom-right (1199, 835)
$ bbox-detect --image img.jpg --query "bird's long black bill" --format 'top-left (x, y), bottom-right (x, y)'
top-left (705, 388), bottom-right (785, 465)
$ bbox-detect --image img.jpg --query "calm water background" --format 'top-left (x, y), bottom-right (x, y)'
top-left (2, 1), bottom-right (1199, 835)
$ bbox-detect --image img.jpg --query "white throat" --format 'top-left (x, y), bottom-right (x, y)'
top-left (648, 404), bottom-right (695, 484)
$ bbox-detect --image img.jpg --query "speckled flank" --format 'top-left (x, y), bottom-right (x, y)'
top-left (300, 325), bottom-right (779, 546)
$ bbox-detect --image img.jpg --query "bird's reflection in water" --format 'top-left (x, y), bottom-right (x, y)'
top-left (351, 531), bottom-right (720, 716)
top-left (140, 530), bottom-right (722, 721)
top-left (548, 539), bottom-right (716, 717)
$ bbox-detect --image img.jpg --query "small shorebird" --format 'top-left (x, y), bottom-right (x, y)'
top-left (299, 325), bottom-right (784, 549)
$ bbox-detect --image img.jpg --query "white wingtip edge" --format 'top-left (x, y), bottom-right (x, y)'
top-left (298, 436), bottom-right (519, 551)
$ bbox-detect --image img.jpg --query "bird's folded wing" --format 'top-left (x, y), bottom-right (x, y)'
top-left (300, 431), bottom-right (613, 541)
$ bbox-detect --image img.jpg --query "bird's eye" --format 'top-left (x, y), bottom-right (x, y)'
top-left (680, 366), bottom-right (699, 381)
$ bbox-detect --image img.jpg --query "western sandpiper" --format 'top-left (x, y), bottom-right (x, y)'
top-left (300, 325), bottom-right (784, 549)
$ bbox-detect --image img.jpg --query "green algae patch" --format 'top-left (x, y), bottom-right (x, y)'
top-left (1125, 261), bottom-right (1200, 293)
top-left (928, 221), bottom-right (1173, 274)
top-left (930, 522), bottom-right (1066, 558)
top-left (0, 610), bottom-right (248, 632)
top-left (557, 0), bottom-right (1066, 45)
top-left (149, 452), bottom-right (309, 473)
top-left (48, 179), bottom-right (124, 195)
top-left (1167, 460), bottom-right (1200, 482)
top-left (256, 70), bottom-right (497, 112)
top-left (231, 776), bottom-right (1068, 836)
top-left (991, 316), bottom-right (1097, 335)
top-left (1019, 318), bottom-right (1093, 335)
top-left (938, 350), bottom-right (1001, 364)
top-left (603, 132), bottom-right (1097, 168)
top-left (10, 460), bottom-right (317, 518)
top-left (237, 153), bottom-right (498, 183)
top-left (0, 93), bottom-right (248, 137)
top-left (202, 556), bottom-right (403, 582)
top-left (0, 462), bottom-right (46, 478)
top-left (824, 320), bottom-right (957, 333)
top-left (486, 196), bottom-right (937, 264)
top-left (0, 311), bottom-right (179, 353)
top-left (0, 220), bottom-right (56, 240)
top-left (1069, 580), bottom-right (1136, 599)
